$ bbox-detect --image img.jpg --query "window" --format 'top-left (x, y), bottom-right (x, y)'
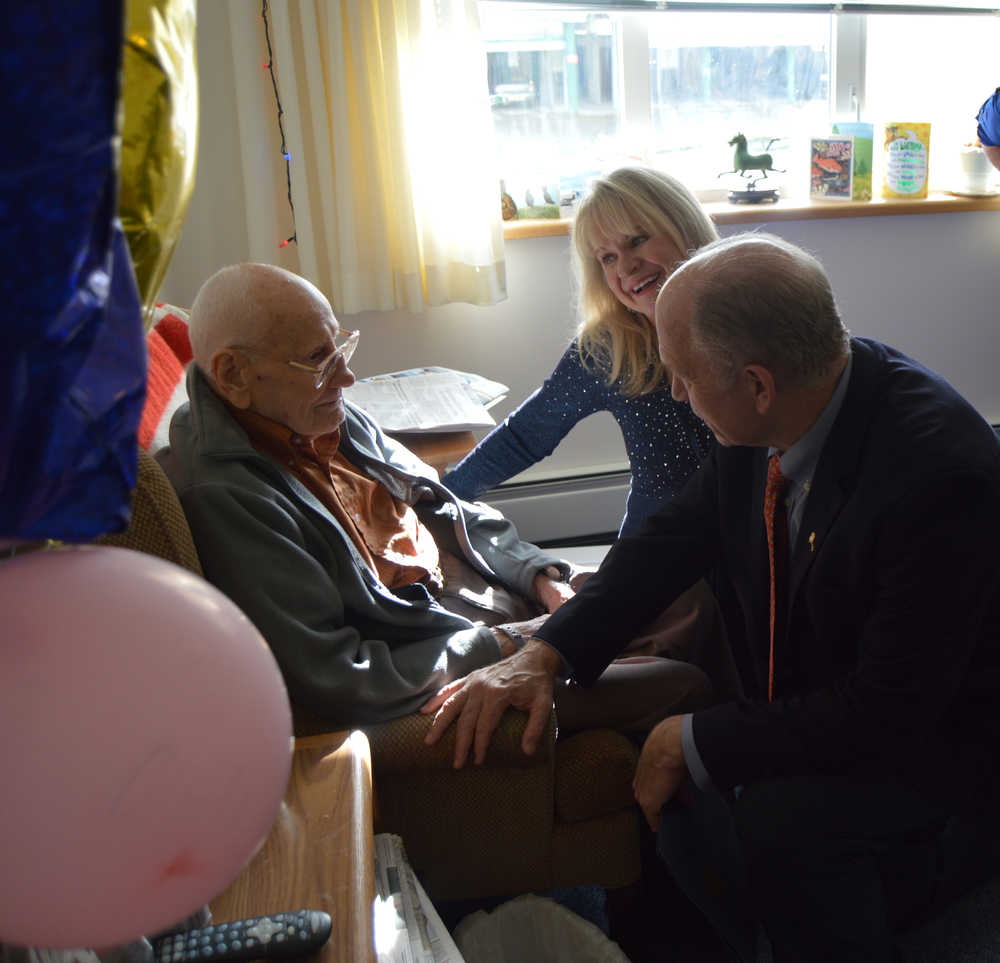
top-left (480, 1), bottom-right (1000, 205)
top-left (645, 13), bottom-right (831, 191)
top-left (482, 7), bottom-right (621, 211)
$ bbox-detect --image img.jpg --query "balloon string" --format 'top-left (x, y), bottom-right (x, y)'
top-left (261, 0), bottom-right (297, 248)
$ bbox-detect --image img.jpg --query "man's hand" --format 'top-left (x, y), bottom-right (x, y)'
top-left (421, 639), bottom-right (562, 768)
top-left (533, 571), bottom-right (574, 613)
top-left (568, 567), bottom-right (597, 594)
top-left (633, 715), bottom-right (688, 831)
top-left (490, 614), bottom-right (549, 657)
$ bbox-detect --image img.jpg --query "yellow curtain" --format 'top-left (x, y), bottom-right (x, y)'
top-left (268, 0), bottom-right (507, 313)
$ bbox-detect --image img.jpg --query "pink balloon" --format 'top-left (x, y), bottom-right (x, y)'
top-left (0, 546), bottom-right (293, 949)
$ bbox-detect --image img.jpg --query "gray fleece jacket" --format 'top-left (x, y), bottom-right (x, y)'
top-left (157, 366), bottom-right (568, 727)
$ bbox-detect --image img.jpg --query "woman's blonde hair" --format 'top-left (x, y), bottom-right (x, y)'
top-left (571, 167), bottom-right (718, 396)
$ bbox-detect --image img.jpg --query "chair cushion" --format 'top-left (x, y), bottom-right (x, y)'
top-left (96, 448), bottom-right (202, 576)
top-left (554, 729), bottom-right (639, 823)
top-left (362, 710), bottom-right (558, 902)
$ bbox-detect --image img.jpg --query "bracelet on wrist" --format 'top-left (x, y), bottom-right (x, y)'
top-left (497, 625), bottom-right (536, 652)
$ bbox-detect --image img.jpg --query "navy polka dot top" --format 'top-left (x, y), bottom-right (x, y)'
top-left (442, 342), bottom-right (714, 536)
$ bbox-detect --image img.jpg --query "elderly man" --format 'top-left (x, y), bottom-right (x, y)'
top-left (158, 262), bottom-right (720, 732)
top-left (425, 234), bottom-right (1000, 961)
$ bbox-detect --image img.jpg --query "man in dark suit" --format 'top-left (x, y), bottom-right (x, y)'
top-left (424, 233), bottom-right (1000, 961)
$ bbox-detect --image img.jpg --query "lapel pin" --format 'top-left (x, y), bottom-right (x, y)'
top-left (808, 531), bottom-right (816, 552)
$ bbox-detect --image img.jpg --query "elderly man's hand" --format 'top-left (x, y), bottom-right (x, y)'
top-left (421, 639), bottom-right (563, 768)
top-left (633, 715), bottom-right (688, 831)
top-left (533, 571), bottom-right (575, 613)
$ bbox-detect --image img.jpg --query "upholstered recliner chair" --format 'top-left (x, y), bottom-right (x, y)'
top-left (98, 448), bottom-right (642, 903)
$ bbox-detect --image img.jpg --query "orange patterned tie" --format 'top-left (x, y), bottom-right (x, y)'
top-left (764, 453), bottom-right (789, 701)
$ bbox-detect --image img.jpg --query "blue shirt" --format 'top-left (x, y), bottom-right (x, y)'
top-left (977, 86), bottom-right (1000, 147)
top-left (442, 343), bottom-right (714, 536)
top-left (769, 352), bottom-right (854, 556)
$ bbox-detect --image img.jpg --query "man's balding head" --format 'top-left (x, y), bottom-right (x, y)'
top-left (189, 263), bottom-right (330, 373)
top-left (658, 233), bottom-right (850, 391)
top-left (187, 263), bottom-right (356, 439)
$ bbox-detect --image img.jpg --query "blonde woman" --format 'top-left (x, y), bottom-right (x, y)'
top-left (444, 167), bottom-right (718, 536)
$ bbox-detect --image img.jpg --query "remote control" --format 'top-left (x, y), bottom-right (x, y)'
top-left (152, 910), bottom-right (332, 963)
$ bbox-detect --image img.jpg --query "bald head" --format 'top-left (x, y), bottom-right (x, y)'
top-left (186, 263), bottom-right (356, 438)
top-left (189, 263), bottom-right (331, 373)
top-left (657, 233), bottom-right (850, 390)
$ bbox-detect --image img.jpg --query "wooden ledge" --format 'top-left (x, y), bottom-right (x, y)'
top-left (387, 430), bottom-right (477, 474)
top-left (503, 190), bottom-right (1000, 239)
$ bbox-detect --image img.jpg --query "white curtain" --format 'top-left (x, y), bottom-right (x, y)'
top-left (265, 0), bottom-right (507, 314)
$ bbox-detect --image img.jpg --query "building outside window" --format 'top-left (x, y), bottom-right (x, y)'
top-left (480, 1), bottom-right (999, 207)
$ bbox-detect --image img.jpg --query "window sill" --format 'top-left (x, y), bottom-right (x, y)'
top-left (502, 190), bottom-right (1000, 240)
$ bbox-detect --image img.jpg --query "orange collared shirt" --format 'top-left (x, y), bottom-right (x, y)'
top-left (228, 404), bottom-right (442, 592)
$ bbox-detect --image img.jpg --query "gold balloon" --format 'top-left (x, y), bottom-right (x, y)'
top-left (120, 0), bottom-right (198, 330)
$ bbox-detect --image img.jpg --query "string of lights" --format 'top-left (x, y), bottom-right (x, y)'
top-left (261, 0), bottom-right (296, 248)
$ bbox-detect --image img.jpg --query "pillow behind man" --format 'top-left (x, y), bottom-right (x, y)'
top-left (140, 303), bottom-right (193, 452)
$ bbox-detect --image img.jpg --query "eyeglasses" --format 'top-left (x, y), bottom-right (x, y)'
top-left (286, 330), bottom-right (360, 389)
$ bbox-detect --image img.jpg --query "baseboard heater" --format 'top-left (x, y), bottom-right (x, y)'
top-left (481, 470), bottom-right (630, 546)
top-left (488, 425), bottom-right (1000, 544)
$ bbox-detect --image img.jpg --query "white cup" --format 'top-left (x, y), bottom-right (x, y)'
top-left (958, 145), bottom-right (995, 193)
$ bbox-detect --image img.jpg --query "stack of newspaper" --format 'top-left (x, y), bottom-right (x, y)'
top-left (373, 834), bottom-right (465, 963)
top-left (344, 367), bottom-right (508, 434)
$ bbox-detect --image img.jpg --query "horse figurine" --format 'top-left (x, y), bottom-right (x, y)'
top-left (720, 133), bottom-right (786, 183)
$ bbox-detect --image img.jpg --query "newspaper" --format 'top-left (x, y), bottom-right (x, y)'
top-left (357, 366), bottom-right (508, 409)
top-left (344, 368), bottom-right (507, 434)
top-left (373, 833), bottom-right (465, 963)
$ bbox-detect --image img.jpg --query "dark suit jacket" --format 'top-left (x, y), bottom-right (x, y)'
top-left (537, 338), bottom-right (1000, 802)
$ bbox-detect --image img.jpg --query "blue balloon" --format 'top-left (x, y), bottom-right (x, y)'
top-left (0, 1), bottom-right (145, 540)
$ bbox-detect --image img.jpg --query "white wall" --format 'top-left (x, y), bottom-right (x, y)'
top-left (163, 1), bottom-right (1000, 502)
